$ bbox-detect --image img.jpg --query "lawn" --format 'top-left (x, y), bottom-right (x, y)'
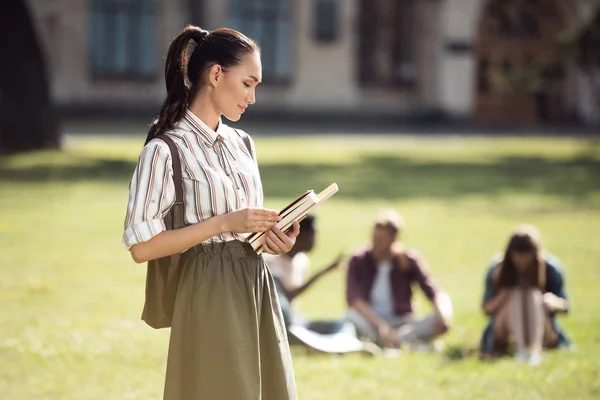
top-left (0, 133), bottom-right (599, 400)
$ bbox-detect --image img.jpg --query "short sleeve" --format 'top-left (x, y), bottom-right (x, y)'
top-left (408, 252), bottom-right (438, 302)
top-left (291, 252), bottom-right (311, 286)
top-left (482, 262), bottom-right (498, 305)
top-left (545, 255), bottom-right (569, 309)
top-left (122, 140), bottom-right (175, 249)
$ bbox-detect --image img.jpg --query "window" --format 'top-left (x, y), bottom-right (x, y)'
top-left (229, 0), bottom-right (292, 83)
top-left (491, 0), bottom-right (540, 39)
top-left (358, 0), bottom-right (415, 86)
top-left (89, 0), bottom-right (157, 80)
top-left (313, 0), bottom-right (338, 43)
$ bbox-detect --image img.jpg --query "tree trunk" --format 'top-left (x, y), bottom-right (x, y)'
top-left (0, 0), bottom-right (60, 154)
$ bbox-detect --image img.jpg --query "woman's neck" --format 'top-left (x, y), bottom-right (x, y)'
top-left (188, 90), bottom-right (220, 131)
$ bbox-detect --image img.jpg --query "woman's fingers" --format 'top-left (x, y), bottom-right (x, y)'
top-left (287, 221), bottom-right (300, 239)
top-left (252, 218), bottom-right (302, 253)
top-left (252, 220), bottom-right (278, 229)
top-left (268, 229), bottom-right (287, 247)
top-left (250, 208), bottom-right (281, 222)
top-left (268, 227), bottom-right (297, 253)
top-left (262, 241), bottom-right (272, 254)
top-left (265, 232), bottom-right (283, 254)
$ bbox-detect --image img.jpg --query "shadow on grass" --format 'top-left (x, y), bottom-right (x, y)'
top-left (442, 345), bottom-right (481, 363)
top-left (1, 153), bottom-right (599, 202)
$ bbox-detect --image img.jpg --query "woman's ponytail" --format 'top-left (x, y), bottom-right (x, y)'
top-left (145, 26), bottom-right (209, 144)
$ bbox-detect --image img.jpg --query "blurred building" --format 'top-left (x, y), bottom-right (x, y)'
top-left (27, 0), bottom-right (599, 125)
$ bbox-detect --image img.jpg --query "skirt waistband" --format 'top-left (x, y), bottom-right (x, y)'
top-left (185, 240), bottom-right (256, 259)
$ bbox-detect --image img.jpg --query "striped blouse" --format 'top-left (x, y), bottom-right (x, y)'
top-left (122, 110), bottom-right (264, 248)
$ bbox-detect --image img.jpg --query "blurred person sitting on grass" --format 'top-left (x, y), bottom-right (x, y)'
top-left (345, 210), bottom-right (453, 350)
top-left (263, 215), bottom-right (350, 335)
top-left (480, 224), bottom-right (571, 365)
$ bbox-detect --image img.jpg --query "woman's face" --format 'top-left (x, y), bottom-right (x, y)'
top-left (510, 250), bottom-right (535, 271)
top-left (212, 51), bottom-right (262, 122)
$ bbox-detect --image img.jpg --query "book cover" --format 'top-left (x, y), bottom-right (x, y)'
top-left (250, 183), bottom-right (339, 254)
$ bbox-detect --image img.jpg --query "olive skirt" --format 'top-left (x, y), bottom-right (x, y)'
top-left (163, 240), bottom-right (298, 400)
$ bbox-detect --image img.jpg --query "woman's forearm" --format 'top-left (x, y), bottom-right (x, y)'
top-left (434, 291), bottom-right (453, 324)
top-left (129, 215), bottom-right (226, 263)
top-left (482, 289), bottom-right (509, 316)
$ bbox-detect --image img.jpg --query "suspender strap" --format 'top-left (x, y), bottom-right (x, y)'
top-left (235, 128), bottom-right (254, 160)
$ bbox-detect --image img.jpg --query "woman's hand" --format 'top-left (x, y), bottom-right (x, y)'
top-left (262, 221), bottom-right (300, 255)
top-left (482, 288), bottom-right (511, 316)
top-left (542, 292), bottom-right (568, 313)
top-left (222, 208), bottom-right (280, 234)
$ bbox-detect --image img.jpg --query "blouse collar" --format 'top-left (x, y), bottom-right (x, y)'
top-left (183, 109), bottom-right (228, 145)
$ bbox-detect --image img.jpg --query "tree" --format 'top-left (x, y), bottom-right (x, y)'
top-left (485, 0), bottom-right (600, 124)
top-left (0, 0), bottom-right (60, 154)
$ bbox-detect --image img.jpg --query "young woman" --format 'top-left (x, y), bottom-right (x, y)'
top-left (123, 25), bottom-right (299, 399)
top-left (480, 225), bottom-right (571, 364)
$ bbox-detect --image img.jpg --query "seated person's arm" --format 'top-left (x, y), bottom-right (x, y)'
top-left (543, 257), bottom-right (569, 314)
top-left (346, 256), bottom-right (387, 330)
top-left (411, 253), bottom-right (453, 329)
top-left (286, 254), bottom-right (343, 301)
top-left (481, 263), bottom-right (509, 316)
top-left (349, 298), bottom-right (388, 332)
top-left (433, 291), bottom-right (453, 327)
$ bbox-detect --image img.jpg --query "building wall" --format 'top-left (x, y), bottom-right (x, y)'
top-left (436, 0), bottom-right (598, 124)
top-left (28, 0), bottom-right (444, 115)
top-left (437, 0), bottom-right (484, 117)
top-left (26, 0), bottom-right (597, 124)
top-left (26, 0), bottom-right (183, 108)
top-left (288, 0), bottom-right (359, 110)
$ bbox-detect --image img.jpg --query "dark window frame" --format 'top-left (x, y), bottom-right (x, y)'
top-left (89, 0), bottom-right (158, 81)
top-left (357, 0), bottom-right (416, 88)
top-left (229, 0), bottom-right (293, 85)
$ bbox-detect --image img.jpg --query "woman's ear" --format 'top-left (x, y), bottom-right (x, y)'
top-left (208, 64), bottom-right (223, 87)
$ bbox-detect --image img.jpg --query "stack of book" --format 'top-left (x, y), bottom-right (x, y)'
top-left (248, 183), bottom-right (339, 254)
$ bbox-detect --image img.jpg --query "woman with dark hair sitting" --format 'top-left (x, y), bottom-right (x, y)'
top-left (480, 224), bottom-right (571, 364)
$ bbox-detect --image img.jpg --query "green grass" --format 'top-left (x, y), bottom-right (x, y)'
top-left (0, 133), bottom-right (599, 399)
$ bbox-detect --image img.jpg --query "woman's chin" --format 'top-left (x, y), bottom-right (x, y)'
top-left (223, 112), bottom-right (242, 122)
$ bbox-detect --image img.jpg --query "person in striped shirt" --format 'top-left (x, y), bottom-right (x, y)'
top-left (123, 26), bottom-right (299, 400)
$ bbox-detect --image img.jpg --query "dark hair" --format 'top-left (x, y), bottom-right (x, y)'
top-left (300, 215), bottom-right (316, 232)
top-left (494, 225), bottom-right (545, 291)
top-left (375, 222), bottom-right (398, 237)
top-left (145, 25), bottom-right (259, 144)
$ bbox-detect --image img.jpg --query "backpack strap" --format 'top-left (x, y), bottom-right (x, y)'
top-left (156, 134), bottom-right (185, 229)
top-left (235, 128), bottom-right (254, 160)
